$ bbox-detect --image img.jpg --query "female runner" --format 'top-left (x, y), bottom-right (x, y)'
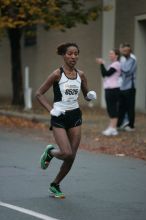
top-left (36, 42), bottom-right (96, 198)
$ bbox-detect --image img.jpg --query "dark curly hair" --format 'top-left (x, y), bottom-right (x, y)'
top-left (57, 42), bottom-right (80, 55)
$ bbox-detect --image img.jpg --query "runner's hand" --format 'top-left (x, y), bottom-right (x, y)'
top-left (50, 107), bottom-right (65, 117)
top-left (87, 91), bottom-right (97, 100)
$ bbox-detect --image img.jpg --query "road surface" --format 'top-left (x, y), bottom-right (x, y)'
top-left (0, 127), bottom-right (146, 220)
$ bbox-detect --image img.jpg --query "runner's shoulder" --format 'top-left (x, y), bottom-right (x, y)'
top-left (76, 69), bottom-right (84, 76)
top-left (51, 68), bottom-right (62, 81)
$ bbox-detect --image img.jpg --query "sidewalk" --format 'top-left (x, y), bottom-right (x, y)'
top-left (0, 109), bottom-right (48, 124)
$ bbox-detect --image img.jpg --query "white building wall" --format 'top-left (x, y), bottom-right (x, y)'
top-left (134, 15), bottom-right (146, 112)
top-left (101, 0), bottom-right (116, 108)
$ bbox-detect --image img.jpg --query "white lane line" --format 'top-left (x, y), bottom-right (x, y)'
top-left (0, 201), bottom-right (59, 220)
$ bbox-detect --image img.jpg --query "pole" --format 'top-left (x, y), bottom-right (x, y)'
top-left (24, 66), bottom-right (32, 110)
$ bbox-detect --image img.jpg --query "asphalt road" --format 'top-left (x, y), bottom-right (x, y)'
top-left (0, 127), bottom-right (146, 220)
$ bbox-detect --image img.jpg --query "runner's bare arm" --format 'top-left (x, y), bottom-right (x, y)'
top-left (36, 69), bottom-right (60, 112)
top-left (79, 71), bottom-right (90, 100)
top-left (79, 70), bottom-right (97, 101)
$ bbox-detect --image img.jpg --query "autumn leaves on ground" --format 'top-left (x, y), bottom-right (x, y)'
top-left (0, 105), bottom-right (146, 161)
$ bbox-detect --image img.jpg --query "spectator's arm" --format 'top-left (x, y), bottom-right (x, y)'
top-left (122, 59), bottom-right (136, 73)
top-left (100, 64), bottom-right (116, 77)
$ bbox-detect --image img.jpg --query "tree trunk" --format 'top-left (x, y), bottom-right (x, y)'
top-left (7, 28), bottom-right (24, 106)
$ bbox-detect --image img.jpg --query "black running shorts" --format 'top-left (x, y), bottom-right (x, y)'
top-left (105, 88), bottom-right (120, 118)
top-left (50, 108), bottom-right (82, 130)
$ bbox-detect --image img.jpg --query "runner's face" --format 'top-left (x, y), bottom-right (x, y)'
top-left (64, 46), bottom-right (79, 68)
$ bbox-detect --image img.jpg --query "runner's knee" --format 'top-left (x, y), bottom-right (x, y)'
top-left (63, 151), bottom-right (74, 160)
top-left (59, 149), bottom-right (75, 160)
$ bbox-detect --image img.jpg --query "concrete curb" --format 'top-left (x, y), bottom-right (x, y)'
top-left (0, 110), bottom-right (49, 124)
top-left (0, 109), bottom-right (97, 125)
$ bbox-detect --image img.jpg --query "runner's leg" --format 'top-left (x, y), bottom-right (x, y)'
top-left (51, 127), bottom-right (73, 160)
top-left (52, 126), bottom-right (81, 185)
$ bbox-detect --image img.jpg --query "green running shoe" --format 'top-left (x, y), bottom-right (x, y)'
top-left (40, 145), bottom-right (54, 169)
top-left (49, 183), bottom-right (65, 199)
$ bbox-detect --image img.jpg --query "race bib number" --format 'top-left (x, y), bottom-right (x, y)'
top-left (63, 83), bottom-right (80, 101)
top-left (65, 89), bottom-right (78, 95)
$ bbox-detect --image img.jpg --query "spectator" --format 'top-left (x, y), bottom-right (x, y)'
top-left (117, 43), bottom-right (137, 131)
top-left (96, 49), bottom-right (121, 136)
